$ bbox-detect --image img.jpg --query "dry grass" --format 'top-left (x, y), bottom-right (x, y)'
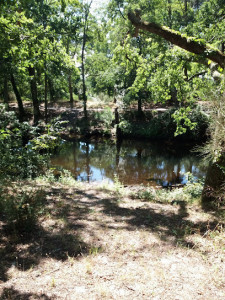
top-left (0, 181), bottom-right (225, 299)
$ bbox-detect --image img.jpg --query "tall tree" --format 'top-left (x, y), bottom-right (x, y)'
top-left (81, 0), bottom-right (93, 118)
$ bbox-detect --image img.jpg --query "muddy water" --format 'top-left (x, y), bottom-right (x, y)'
top-left (51, 139), bottom-right (207, 186)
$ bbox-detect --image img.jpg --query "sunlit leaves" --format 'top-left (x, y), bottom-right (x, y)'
top-left (172, 107), bottom-right (197, 136)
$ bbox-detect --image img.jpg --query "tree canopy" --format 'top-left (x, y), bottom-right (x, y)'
top-left (0, 0), bottom-right (224, 133)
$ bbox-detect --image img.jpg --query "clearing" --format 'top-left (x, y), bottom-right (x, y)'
top-left (0, 181), bottom-right (224, 299)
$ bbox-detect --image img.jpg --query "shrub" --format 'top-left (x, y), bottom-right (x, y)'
top-left (0, 185), bottom-right (45, 232)
top-left (92, 107), bottom-right (114, 130)
top-left (0, 105), bottom-right (62, 179)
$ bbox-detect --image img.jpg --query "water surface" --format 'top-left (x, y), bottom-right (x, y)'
top-left (51, 139), bottom-right (207, 186)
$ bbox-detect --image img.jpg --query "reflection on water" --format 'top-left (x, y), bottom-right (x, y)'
top-left (51, 139), bottom-right (207, 186)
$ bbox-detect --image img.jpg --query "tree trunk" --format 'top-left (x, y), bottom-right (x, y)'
top-left (138, 98), bottom-right (142, 115)
top-left (81, 1), bottom-right (93, 119)
top-left (114, 96), bottom-right (122, 139)
top-left (81, 29), bottom-right (87, 118)
top-left (168, 0), bottom-right (172, 28)
top-left (85, 142), bottom-right (90, 183)
top-left (195, 0), bottom-right (199, 9)
top-left (48, 79), bottom-right (56, 103)
top-left (44, 72), bottom-right (48, 123)
top-left (184, 0), bottom-right (188, 14)
top-left (116, 138), bottom-right (122, 171)
top-left (10, 73), bottom-right (25, 122)
top-left (28, 67), bottom-right (41, 125)
top-left (115, 107), bottom-right (122, 139)
top-left (3, 77), bottom-right (9, 110)
top-left (68, 73), bottom-right (74, 109)
top-left (202, 159), bottom-right (225, 210)
top-left (128, 12), bottom-right (225, 68)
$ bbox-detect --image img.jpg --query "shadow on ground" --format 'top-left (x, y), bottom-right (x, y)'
top-left (80, 188), bottom-right (223, 249)
top-left (0, 188), bottom-right (91, 283)
top-left (0, 185), bottom-right (223, 285)
top-left (102, 192), bottom-right (221, 244)
top-left (0, 287), bottom-right (52, 300)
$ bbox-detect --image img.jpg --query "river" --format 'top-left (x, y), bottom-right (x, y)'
top-left (51, 139), bottom-right (207, 186)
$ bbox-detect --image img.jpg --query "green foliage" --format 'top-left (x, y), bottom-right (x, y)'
top-left (37, 168), bottom-right (80, 187)
top-left (0, 184), bottom-right (45, 232)
top-left (113, 174), bottom-right (124, 194)
top-left (31, 118), bottom-right (67, 152)
top-left (130, 173), bottom-right (204, 203)
top-left (93, 107), bottom-right (114, 130)
top-left (200, 92), bottom-right (225, 163)
top-left (118, 110), bottom-right (173, 139)
top-left (172, 107), bottom-right (197, 136)
top-left (130, 187), bottom-right (156, 201)
top-left (117, 108), bottom-right (209, 140)
top-left (0, 105), bottom-right (62, 179)
top-left (0, 107), bottom-right (44, 178)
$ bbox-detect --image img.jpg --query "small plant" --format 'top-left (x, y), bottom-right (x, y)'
top-left (93, 107), bottom-right (114, 133)
top-left (183, 172), bottom-right (204, 199)
top-left (58, 169), bottom-right (80, 186)
top-left (50, 277), bottom-right (56, 288)
top-left (113, 174), bottom-right (124, 195)
top-left (155, 188), bottom-right (189, 203)
top-left (130, 187), bottom-right (156, 201)
top-left (89, 246), bottom-right (102, 256)
top-left (37, 168), bottom-right (80, 187)
top-left (0, 185), bottom-right (46, 233)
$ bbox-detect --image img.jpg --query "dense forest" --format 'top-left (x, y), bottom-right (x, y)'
top-left (0, 1), bottom-right (225, 298)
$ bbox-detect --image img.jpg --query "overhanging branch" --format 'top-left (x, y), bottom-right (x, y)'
top-left (128, 11), bottom-right (225, 69)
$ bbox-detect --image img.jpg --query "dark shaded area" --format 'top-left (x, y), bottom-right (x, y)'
top-left (0, 228), bottom-right (88, 282)
top-left (0, 288), bottom-right (52, 300)
top-left (0, 189), bottom-right (90, 283)
top-left (99, 193), bottom-right (220, 248)
top-left (202, 159), bottom-right (225, 210)
top-left (53, 106), bottom-right (208, 141)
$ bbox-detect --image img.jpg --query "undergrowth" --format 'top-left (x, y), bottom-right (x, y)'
top-left (130, 174), bottom-right (204, 204)
top-left (36, 168), bottom-right (81, 187)
top-left (0, 183), bottom-right (46, 233)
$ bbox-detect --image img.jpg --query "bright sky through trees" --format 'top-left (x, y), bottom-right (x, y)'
top-left (91, 0), bottom-right (109, 14)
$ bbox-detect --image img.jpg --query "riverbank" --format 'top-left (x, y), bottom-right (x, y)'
top-left (0, 179), bottom-right (224, 299)
top-left (7, 100), bottom-right (209, 141)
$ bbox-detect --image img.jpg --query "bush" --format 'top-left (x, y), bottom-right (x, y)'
top-left (118, 107), bottom-right (209, 140)
top-left (0, 105), bottom-right (62, 179)
top-left (0, 185), bottom-right (45, 232)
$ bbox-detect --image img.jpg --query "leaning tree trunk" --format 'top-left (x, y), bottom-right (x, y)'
top-left (28, 67), bottom-right (41, 125)
top-left (202, 157), bottom-right (225, 210)
top-left (128, 11), bottom-right (225, 68)
top-left (10, 73), bottom-right (25, 122)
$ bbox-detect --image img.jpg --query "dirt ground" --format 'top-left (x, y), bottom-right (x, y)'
top-left (0, 181), bottom-right (225, 300)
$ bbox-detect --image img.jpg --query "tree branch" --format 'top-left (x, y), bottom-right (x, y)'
top-left (187, 71), bottom-right (207, 82)
top-left (128, 11), bottom-right (225, 68)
